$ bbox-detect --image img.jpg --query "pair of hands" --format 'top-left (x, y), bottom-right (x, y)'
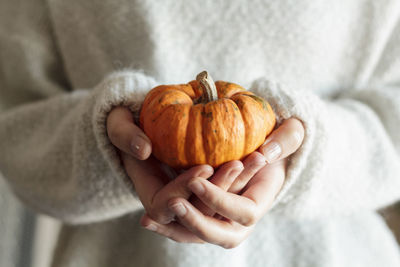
top-left (107, 106), bottom-right (304, 249)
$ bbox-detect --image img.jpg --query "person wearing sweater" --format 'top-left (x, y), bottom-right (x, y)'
top-left (1, 0), bottom-right (400, 266)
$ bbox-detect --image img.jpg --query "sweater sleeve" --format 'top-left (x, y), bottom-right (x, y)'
top-left (0, 0), bottom-right (157, 224)
top-left (0, 72), bottom-right (157, 224)
top-left (251, 19), bottom-right (400, 218)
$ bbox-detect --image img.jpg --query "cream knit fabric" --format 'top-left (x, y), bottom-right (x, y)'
top-left (1, 0), bottom-right (400, 266)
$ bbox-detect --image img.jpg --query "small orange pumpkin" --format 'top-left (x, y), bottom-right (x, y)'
top-left (139, 71), bottom-right (276, 169)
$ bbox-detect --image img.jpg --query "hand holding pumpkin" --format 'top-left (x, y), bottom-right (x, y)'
top-left (106, 104), bottom-right (245, 225)
top-left (107, 72), bottom-right (305, 248)
top-left (107, 106), bottom-right (223, 223)
top-left (140, 118), bottom-right (304, 248)
top-left (107, 106), bottom-right (152, 161)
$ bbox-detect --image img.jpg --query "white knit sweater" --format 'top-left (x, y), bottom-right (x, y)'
top-left (1, 0), bottom-right (400, 266)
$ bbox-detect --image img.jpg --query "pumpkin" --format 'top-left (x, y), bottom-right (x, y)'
top-left (139, 71), bottom-right (276, 169)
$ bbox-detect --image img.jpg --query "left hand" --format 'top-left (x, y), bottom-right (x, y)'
top-left (141, 118), bottom-right (305, 248)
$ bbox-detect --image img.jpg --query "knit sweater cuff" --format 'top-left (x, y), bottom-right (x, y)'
top-left (251, 78), bottom-right (324, 217)
top-left (92, 71), bottom-right (157, 200)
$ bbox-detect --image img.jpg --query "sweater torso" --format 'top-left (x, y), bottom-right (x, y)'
top-left (49, 0), bottom-right (397, 95)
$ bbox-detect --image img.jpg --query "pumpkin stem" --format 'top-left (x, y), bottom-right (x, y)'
top-left (196, 71), bottom-right (218, 103)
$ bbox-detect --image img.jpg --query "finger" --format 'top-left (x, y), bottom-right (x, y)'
top-left (259, 118), bottom-right (304, 163)
top-left (149, 164), bottom-right (214, 224)
top-left (107, 106), bottom-right (152, 160)
top-left (154, 164), bottom-right (213, 206)
top-left (124, 152), bottom-right (213, 224)
top-left (191, 161), bottom-right (243, 216)
top-left (168, 198), bottom-right (251, 249)
top-left (122, 153), bottom-right (166, 209)
top-left (240, 159), bottom-right (286, 215)
top-left (229, 152), bottom-right (266, 194)
top-left (210, 160), bottom-right (244, 190)
top-left (189, 159), bottom-right (286, 227)
top-left (188, 178), bottom-right (259, 227)
top-left (140, 213), bottom-right (205, 243)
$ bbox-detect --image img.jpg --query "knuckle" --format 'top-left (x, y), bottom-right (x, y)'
top-left (248, 151), bottom-right (262, 161)
top-left (230, 160), bottom-right (244, 171)
top-left (251, 151), bottom-right (265, 161)
top-left (247, 152), bottom-right (266, 168)
top-left (193, 165), bottom-right (214, 177)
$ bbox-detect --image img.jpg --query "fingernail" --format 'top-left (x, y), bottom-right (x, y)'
top-left (188, 180), bottom-right (205, 196)
top-left (169, 202), bottom-right (187, 217)
top-left (262, 141), bottom-right (282, 163)
top-left (144, 223), bottom-right (157, 232)
top-left (131, 135), bottom-right (150, 159)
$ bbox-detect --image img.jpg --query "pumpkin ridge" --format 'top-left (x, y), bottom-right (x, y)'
top-left (241, 94), bottom-right (269, 111)
top-left (146, 89), bottom-right (192, 124)
top-left (183, 105), bottom-right (194, 168)
top-left (141, 85), bottom-right (172, 111)
top-left (147, 104), bottom-right (177, 164)
top-left (230, 98), bottom-right (247, 159)
top-left (199, 103), bottom-right (209, 165)
top-left (152, 103), bottom-right (191, 168)
top-left (177, 104), bottom-right (191, 168)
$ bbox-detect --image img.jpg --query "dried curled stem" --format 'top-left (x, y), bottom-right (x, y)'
top-left (196, 71), bottom-right (218, 103)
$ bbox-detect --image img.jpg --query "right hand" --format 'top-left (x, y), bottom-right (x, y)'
top-left (107, 106), bottom-right (205, 223)
top-left (107, 106), bottom-right (152, 161)
top-left (106, 106), bottom-right (238, 224)
top-left (139, 118), bottom-right (304, 247)
top-left (106, 106), bottom-right (263, 231)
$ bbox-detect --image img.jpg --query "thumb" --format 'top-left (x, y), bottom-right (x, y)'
top-left (107, 106), bottom-right (152, 160)
top-left (259, 117), bottom-right (304, 163)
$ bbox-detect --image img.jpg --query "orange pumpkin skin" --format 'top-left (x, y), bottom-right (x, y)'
top-left (139, 79), bottom-right (276, 169)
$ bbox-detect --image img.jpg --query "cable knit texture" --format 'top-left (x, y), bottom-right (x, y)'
top-left (1, 0), bottom-right (400, 266)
